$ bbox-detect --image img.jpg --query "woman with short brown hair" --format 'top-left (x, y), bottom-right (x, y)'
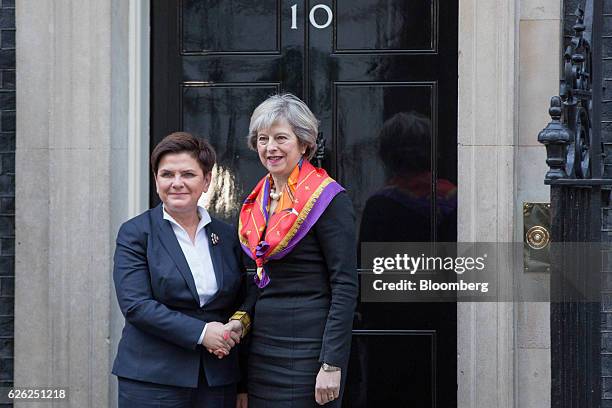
top-left (113, 132), bottom-right (254, 408)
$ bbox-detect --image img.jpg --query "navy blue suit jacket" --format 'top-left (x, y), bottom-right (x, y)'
top-left (112, 204), bottom-right (253, 388)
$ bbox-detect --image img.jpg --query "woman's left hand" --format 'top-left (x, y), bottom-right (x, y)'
top-left (314, 368), bottom-right (341, 405)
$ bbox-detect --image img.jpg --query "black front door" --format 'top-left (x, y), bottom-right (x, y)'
top-left (152, 1), bottom-right (458, 406)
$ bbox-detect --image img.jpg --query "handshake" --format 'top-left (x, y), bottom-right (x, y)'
top-left (201, 320), bottom-right (243, 359)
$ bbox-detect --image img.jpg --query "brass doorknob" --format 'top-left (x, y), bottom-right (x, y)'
top-left (526, 225), bottom-right (550, 249)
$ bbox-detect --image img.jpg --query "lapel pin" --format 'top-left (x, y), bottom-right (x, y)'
top-left (210, 232), bottom-right (220, 246)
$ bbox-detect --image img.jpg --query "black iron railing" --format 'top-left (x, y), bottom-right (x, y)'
top-left (538, 1), bottom-right (605, 407)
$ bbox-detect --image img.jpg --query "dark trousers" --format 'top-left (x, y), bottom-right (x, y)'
top-left (118, 366), bottom-right (236, 408)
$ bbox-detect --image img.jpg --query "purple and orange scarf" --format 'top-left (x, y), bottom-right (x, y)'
top-left (238, 160), bottom-right (344, 288)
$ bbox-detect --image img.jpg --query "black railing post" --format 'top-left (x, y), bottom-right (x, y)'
top-left (540, 1), bottom-right (603, 407)
top-left (539, 97), bottom-right (571, 180)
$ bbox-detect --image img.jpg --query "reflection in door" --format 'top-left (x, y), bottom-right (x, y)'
top-left (348, 110), bottom-right (457, 407)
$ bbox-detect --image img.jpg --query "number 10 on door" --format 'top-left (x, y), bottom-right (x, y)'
top-left (291, 4), bottom-right (333, 29)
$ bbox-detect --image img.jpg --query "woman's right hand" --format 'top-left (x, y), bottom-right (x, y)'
top-left (202, 322), bottom-right (235, 353)
top-left (225, 319), bottom-right (243, 338)
top-left (204, 321), bottom-right (243, 358)
top-left (236, 392), bottom-right (248, 408)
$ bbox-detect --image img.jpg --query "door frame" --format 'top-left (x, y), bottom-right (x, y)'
top-left (127, 0), bottom-right (150, 217)
top-left (110, 2), bottom-right (151, 407)
top-left (456, 0), bottom-right (518, 406)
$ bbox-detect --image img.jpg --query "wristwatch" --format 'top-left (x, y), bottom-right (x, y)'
top-left (321, 363), bottom-right (341, 372)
